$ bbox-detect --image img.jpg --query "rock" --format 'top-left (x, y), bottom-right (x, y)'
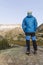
top-left (0, 46), bottom-right (43, 65)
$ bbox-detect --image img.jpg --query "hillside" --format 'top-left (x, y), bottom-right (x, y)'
top-left (0, 24), bottom-right (43, 46)
top-left (0, 24), bottom-right (43, 65)
top-left (37, 24), bottom-right (43, 32)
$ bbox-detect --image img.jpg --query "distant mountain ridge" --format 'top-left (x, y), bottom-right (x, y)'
top-left (0, 24), bottom-right (21, 36)
top-left (0, 24), bottom-right (21, 30)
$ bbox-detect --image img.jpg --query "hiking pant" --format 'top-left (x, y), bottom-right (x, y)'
top-left (25, 33), bottom-right (37, 51)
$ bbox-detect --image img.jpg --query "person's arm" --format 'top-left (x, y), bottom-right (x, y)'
top-left (22, 19), bottom-right (26, 32)
top-left (34, 18), bottom-right (38, 31)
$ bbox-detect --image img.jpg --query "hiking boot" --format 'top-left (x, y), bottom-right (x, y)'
top-left (33, 50), bottom-right (37, 54)
top-left (26, 50), bottom-right (30, 55)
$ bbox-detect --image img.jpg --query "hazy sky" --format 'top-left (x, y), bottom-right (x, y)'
top-left (0, 0), bottom-right (43, 26)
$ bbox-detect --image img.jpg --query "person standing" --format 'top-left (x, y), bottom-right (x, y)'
top-left (22, 11), bottom-right (38, 54)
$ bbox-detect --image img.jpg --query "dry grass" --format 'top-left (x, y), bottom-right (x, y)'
top-left (12, 40), bottom-right (43, 46)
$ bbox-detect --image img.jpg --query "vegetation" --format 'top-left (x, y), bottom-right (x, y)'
top-left (0, 35), bottom-right (43, 50)
top-left (0, 38), bottom-right (10, 50)
top-left (0, 24), bottom-right (43, 50)
top-left (13, 40), bottom-right (43, 46)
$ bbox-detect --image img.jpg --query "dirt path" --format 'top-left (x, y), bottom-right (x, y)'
top-left (0, 46), bottom-right (43, 65)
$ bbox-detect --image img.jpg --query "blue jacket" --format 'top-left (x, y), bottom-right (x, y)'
top-left (22, 15), bottom-right (37, 33)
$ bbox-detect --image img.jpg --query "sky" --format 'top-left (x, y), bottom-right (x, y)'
top-left (0, 0), bottom-right (43, 26)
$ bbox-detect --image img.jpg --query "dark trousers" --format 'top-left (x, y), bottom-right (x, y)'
top-left (25, 33), bottom-right (37, 51)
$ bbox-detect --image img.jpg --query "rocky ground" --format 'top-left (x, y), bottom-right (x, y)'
top-left (0, 46), bottom-right (43, 65)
